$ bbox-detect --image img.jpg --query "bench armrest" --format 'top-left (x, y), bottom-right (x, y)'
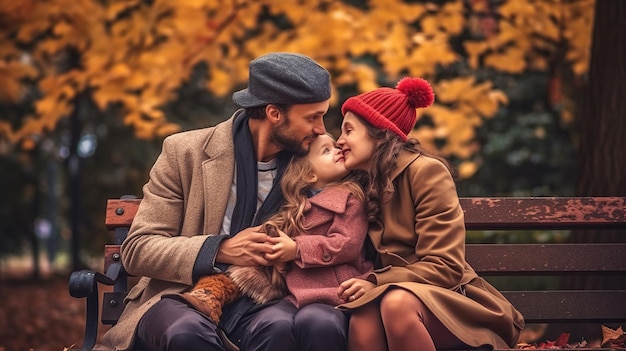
top-left (69, 262), bottom-right (124, 350)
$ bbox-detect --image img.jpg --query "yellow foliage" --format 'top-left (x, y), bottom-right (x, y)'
top-left (109, 63), bottom-right (132, 79)
top-left (414, 77), bottom-right (507, 166)
top-left (464, 41), bottom-right (487, 69)
top-left (156, 122), bottom-right (182, 138)
top-left (418, 1), bottom-right (465, 36)
top-left (0, 60), bottom-right (38, 103)
top-left (0, 0), bottom-right (595, 170)
top-left (466, 0), bottom-right (594, 76)
top-left (354, 65), bottom-right (380, 93)
top-left (408, 34), bottom-right (459, 78)
top-left (457, 160), bottom-right (479, 179)
top-left (484, 47), bottom-right (527, 73)
top-left (410, 126), bottom-right (434, 145)
top-left (563, 0), bottom-right (595, 76)
top-left (106, 0), bottom-right (141, 21)
top-left (207, 66), bottom-right (234, 97)
top-left (16, 18), bottom-right (51, 43)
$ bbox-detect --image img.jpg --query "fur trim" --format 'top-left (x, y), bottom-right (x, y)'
top-left (179, 274), bottom-right (241, 323)
top-left (226, 265), bottom-right (287, 304)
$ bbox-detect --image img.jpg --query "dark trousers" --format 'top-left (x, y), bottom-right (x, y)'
top-left (135, 298), bottom-right (348, 351)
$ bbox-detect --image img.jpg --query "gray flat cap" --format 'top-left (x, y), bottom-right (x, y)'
top-left (232, 52), bottom-right (331, 108)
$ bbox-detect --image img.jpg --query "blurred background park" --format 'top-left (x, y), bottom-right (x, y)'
top-left (0, 0), bottom-right (624, 350)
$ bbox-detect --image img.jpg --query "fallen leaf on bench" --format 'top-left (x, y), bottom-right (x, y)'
top-left (601, 325), bottom-right (625, 348)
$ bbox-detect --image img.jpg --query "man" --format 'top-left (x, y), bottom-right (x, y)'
top-left (98, 53), bottom-right (341, 351)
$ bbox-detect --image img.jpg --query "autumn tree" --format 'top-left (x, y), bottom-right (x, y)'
top-left (1, 0), bottom-right (555, 165)
top-left (0, 0), bottom-right (596, 269)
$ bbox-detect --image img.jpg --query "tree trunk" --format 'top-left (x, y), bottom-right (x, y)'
top-left (577, 1), bottom-right (626, 197)
top-left (573, 0), bottom-right (626, 276)
top-left (545, 1), bottom-right (626, 344)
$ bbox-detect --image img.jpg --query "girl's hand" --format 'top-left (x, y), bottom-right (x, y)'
top-left (265, 229), bottom-right (297, 263)
top-left (337, 278), bottom-right (376, 302)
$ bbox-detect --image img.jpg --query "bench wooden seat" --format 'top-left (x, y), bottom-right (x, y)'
top-left (69, 196), bottom-right (626, 350)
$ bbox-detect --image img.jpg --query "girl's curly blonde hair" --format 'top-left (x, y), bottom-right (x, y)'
top-left (265, 134), bottom-right (365, 237)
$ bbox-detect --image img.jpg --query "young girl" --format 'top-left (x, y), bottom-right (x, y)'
top-left (335, 77), bottom-right (525, 351)
top-left (261, 133), bottom-right (373, 310)
top-left (177, 133), bottom-right (373, 348)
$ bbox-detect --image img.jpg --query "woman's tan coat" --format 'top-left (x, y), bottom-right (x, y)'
top-left (98, 115), bottom-right (239, 350)
top-left (338, 149), bottom-right (525, 349)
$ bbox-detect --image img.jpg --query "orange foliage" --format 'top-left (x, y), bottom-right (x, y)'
top-left (465, 0), bottom-right (594, 74)
top-left (0, 0), bottom-right (595, 174)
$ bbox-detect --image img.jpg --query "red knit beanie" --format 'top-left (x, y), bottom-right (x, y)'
top-left (341, 77), bottom-right (434, 141)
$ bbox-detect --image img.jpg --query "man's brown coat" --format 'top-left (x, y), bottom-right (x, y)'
top-left (100, 115), bottom-right (238, 351)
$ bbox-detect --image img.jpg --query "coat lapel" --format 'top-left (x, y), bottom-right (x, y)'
top-left (202, 115), bottom-right (236, 234)
top-left (390, 149), bottom-right (420, 181)
top-left (368, 149), bottom-right (421, 248)
top-left (308, 186), bottom-right (350, 213)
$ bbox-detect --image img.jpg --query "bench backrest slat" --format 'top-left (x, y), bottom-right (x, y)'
top-left (103, 243), bottom-right (626, 276)
top-left (106, 199), bottom-right (140, 229)
top-left (503, 291), bottom-right (626, 323)
top-left (467, 243), bottom-right (626, 274)
top-left (105, 197), bottom-right (626, 230)
top-left (460, 197), bottom-right (625, 230)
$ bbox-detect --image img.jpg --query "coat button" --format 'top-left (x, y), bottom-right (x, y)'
top-left (322, 253), bottom-right (331, 262)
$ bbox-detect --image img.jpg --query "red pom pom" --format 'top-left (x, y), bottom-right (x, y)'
top-left (396, 77), bottom-right (434, 108)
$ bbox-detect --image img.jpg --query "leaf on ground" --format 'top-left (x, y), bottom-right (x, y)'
top-left (517, 332), bottom-right (591, 349)
top-left (601, 325), bottom-right (625, 348)
top-left (0, 276), bottom-right (109, 351)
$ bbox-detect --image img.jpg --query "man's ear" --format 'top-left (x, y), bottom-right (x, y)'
top-left (265, 104), bottom-right (282, 124)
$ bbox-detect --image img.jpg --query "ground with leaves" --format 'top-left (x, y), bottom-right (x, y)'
top-left (0, 274), bottom-right (108, 351)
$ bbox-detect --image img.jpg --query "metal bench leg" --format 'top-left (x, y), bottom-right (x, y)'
top-left (69, 270), bottom-right (114, 349)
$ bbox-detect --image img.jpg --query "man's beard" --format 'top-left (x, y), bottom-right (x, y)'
top-left (272, 118), bottom-right (311, 156)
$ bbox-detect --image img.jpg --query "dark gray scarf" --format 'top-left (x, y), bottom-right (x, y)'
top-left (229, 111), bottom-right (289, 236)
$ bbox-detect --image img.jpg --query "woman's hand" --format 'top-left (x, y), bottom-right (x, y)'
top-left (337, 278), bottom-right (376, 302)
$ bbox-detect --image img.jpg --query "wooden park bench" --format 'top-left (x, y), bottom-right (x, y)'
top-left (69, 196), bottom-right (626, 350)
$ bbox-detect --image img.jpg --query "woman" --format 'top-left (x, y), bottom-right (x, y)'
top-left (335, 77), bottom-right (524, 351)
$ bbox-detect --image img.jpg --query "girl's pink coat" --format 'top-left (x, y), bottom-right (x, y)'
top-left (284, 185), bottom-right (373, 308)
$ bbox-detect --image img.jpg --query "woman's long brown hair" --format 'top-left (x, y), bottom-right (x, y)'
top-left (360, 119), bottom-right (453, 223)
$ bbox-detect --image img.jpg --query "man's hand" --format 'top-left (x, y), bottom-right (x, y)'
top-left (265, 229), bottom-right (297, 263)
top-left (216, 225), bottom-right (275, 266)
top-left (337, 278), bottom-right (375, 303)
